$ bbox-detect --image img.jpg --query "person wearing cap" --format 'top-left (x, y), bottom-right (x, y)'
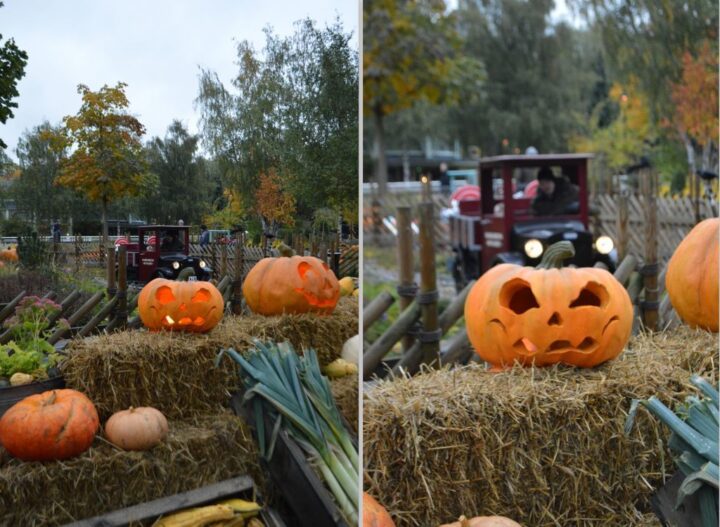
top-left (531, 166), bottom-right (579, 216)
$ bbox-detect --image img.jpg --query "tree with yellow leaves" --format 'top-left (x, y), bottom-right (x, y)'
top-left (254, 169), bottom-right (295, 237)
top-left (45, 83), bottom-right (155, 245)
top-left (364, 0), bottom-right (483, 193)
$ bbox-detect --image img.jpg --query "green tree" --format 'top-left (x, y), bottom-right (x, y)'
top-left (197, 18), bottom-right (358, 226)
top-left (0, 1), bottom-right (28, 150)
top-left (567, 0), bottom-right (718, 123)
top-left (13, 122), bottom-right (91, 230)
top-left (136, 120), bottom-right (216, 225)
top-left (46, 83), bottom-right (155, 245)
top-left (282, 20), bottom-right (358, 222)
top-left (364, 0), bottom-right (483, 192)
top-left (453, 0), bottom-right (597, 154)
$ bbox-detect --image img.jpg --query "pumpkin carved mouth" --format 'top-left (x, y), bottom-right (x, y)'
top-left (294, 288), bottom-right (337, 308)
top-left (490, 315), bottom-right (620, 357)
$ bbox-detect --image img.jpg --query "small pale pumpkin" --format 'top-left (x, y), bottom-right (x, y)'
top-left (9, 372), bottom-right (33, 386)
top-left (242, 255), bottom-right (340, 316)
top-left (138, 278), bottom-right (224, 333)
top-left (465, 241), bottom-right (632, 368)
top-left (363, 492), bottom-right (395, 527)
top-left (439, 515), bottom-right (522, 527)
top-left (0, 389), bottom-right (99, 461)
top-left (339, 276), bottom-right (355, 296)
top-left (105, 406), bottom-right (169, 451)
top-left (665, 218), bottom-right (718, 332)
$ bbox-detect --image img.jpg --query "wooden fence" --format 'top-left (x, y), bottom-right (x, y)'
top-left (363, 191), bottom-right (704, 263)
top-left (37, 240), bottom-right (359, 278)
top-left (593, 194), bottom-right (702, 266)
top-left (0, 236), bottom-right (358, 349)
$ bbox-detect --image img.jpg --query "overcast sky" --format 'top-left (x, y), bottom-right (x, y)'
top-left (1, 0), bottom-right (358, 160)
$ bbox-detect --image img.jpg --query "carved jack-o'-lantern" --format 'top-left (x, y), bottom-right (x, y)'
top-left (138, 278), bottom-right (224, 332)
top-left (242, 255), bottom-right (340, 316)
top-left (465, 242), bottom-right (632, 368)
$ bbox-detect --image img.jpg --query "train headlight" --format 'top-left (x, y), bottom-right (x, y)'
top-left (524, 239), bottom-right (544, 259)
top-left (172, 261), bottom-right (180, 270)
top-left (595, 235), bottom-right (614, 255)
top-left (199, 260), bottom-right (207, 269)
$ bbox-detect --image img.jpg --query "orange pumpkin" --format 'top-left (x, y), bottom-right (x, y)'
top-left (242, 256), bottom-right (340, 316)
top-left (465, 241), bottom-right (632, 368)
top-left (363, 492), bottom-right (395, 527)
top-left (138, 278), bottom-right (224, 332)
top-left (665, 218), bottom-right (718, 332)
top-left (0, 246), bottom-right (17, 262)
top-left (105, 406), bottom-right (169, 451)
top-left (439, 516), bottom-right (522, 527)
top-left (0, 389), bottom-right (99, 461)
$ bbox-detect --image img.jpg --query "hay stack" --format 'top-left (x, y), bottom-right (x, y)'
top-left (0, 412), bottom-right (263, 526)
top-left (210, 296), bottom-right (358, 366)
top-left (331, 375), bottom-right (359, 434)
top-left (364, 328), bottom-right (717, 527)
top-left (61, 297), bottom-right (358, 420)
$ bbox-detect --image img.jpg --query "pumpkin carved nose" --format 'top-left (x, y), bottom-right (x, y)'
top-left (548, 312), bottom-right (562, 326)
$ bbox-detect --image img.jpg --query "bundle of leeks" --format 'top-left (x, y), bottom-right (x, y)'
top-left (625, 374), bottom-right (718, 527)
top-left (217, 341), bottom-right (359, 524)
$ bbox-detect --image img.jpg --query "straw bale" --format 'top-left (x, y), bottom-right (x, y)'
top-left (363, 327), bottom-right (717, 527)
top-left (61, 297), bottom-right (358, 420)
top-left (0, 412), bottom-right (263, 526)
top-left (331, 375), bottom-right (359, 434)
top-left (209, 296), bottom-right (358, 366)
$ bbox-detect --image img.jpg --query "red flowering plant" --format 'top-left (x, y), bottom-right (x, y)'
top-left (0, 296), bottom-right (69, 379)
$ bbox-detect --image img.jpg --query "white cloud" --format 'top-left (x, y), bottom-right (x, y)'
top-left (1, 0), bottom-right (358, 159)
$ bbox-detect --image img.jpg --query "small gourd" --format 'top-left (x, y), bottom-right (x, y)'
top-left (105, 406), bottom-right (169, 451)
top-left (9, 372), bottom-right (33, 386)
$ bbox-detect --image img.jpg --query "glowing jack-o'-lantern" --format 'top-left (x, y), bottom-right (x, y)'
top-left (242, 255), bottom-right (340, 316)
top-left (138, 278), bottom-right (224, 332)
top-left (465, 241), bottom-right (632, 368)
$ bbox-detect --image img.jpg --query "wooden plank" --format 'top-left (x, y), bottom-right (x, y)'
top-left (363, 302), bottom-right (421, 379)
top-left (363, 292), bottom-right (395, 333)
top-left (48, 291), bottom-right (104, 345)
top-left (0, 291), bottom-right (26, 325)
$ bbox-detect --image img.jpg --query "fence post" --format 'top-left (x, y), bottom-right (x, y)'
top-left (639, 165), bottom-right (659, 331)
top-left (210, 242), bottom-right (217, 279)
top-left (616, 189), bottom-right (629, 261)
top-left (232, 232), bottom-right (244, 315)
top-left (221, 243), bottom-right (228, 277)
top-left (106, 245), bottom-right (116, 303)
top-left (115, 245), bottom-right (128, 329)
top-left (75, 235), bottom-right (81, 274)
top-left (418, 202), bottom-right (440, 367)
top-left (371, 199), bottom-right (382, 243)
top-left (396, 206), bottom-right (416, 352)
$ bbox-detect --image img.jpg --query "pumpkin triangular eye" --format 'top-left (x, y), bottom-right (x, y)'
top-left (569, 282), bottom-right (608, 308)
top-left (499, 279), bottom-right (540, 314)
top-left (156, 286), bottom-right (176, 304)
top-left (298, 261), bottom-right (312, 279)
top-left (191, 289), bottom-right (211, 303)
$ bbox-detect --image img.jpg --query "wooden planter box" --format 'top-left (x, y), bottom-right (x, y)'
top-left (61, 475), bottom-right (285, 527)
top-left (231, 393), bottom-right (354, 527)
top-left (651, 471), bottom-right (705, 527)
top-left (0, 375), bottom-right (65, 417)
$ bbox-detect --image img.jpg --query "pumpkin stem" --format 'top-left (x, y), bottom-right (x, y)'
top-left (537, 241), bottom-right (575, 269)
top-left (460, 516), bottom-right (469, 527)
top-left (45, 390), bottom-right (58, 406)
top-left (176, 268), bottom-right (196, 281)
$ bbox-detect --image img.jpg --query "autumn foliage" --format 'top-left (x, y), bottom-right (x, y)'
top-left (254, 169), bottom-right (296, 232)
top-left (670, 41), bottom-right (719, 150)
